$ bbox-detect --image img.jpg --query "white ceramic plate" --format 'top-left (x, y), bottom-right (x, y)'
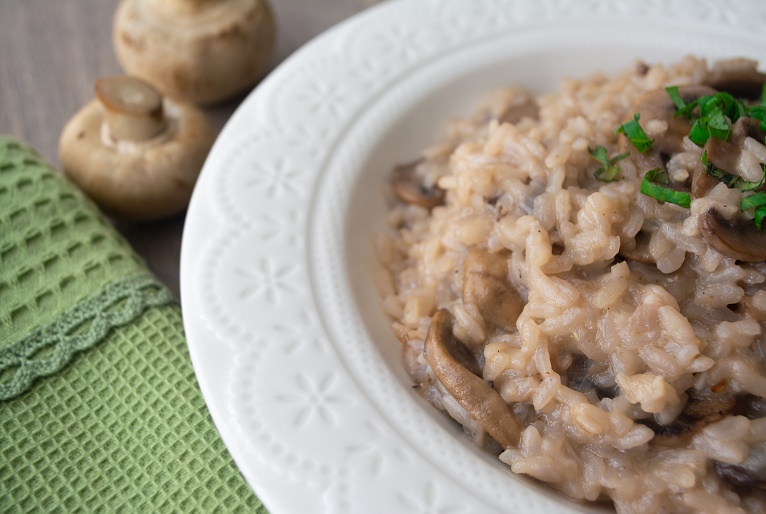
top-left (180, 1), bottom-right (766, 512)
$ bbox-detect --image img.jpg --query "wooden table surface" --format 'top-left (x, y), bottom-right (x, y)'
top-left (0, 0), bottom-right (380, 298)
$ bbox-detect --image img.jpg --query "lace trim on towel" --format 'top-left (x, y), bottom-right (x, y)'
top-left (0, 274), bottom-right (175, 400)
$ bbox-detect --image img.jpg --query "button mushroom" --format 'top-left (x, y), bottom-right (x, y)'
top-left (391, 160), bottom-right (446, 209)
top-left (462, 248), bottom-right (524, 332)
top-left (58, 75), bottom-right (214, 221)
top-left (699, 208), bottom-right (766, 262)
top-left (424, 309), bottom-right (521, 449)
top-left (113, 0), bottom-right (276, 105)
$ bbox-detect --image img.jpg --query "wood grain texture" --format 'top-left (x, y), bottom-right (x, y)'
top-left (0, 0), bottom-right (379, 298)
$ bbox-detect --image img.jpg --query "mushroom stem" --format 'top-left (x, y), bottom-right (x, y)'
top-left (95, 76), bottom-right (166, 142)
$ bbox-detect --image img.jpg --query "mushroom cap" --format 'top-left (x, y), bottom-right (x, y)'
top-left (113, 0), bottom-right (276, 105)
top-left (58, 98), bottom-right (214, 221)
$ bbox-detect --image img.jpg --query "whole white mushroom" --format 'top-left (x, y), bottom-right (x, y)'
top-left (58, 76), bottom-right (214, 221)
top-left (113, 0), bottom-right (276, 105)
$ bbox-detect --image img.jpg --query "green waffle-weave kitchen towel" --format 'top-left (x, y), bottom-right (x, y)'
top-left (0, 137), bottom-right (265, 512)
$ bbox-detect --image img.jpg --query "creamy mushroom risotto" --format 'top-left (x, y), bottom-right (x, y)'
top-left (375, 57), bottom-right (766, 514)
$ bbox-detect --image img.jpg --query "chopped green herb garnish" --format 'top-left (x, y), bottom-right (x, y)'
top-left (640, 168), bottom-right (691, 208)
top-left (701, 151), bottom-right (765, 191)
top-left (741, 192), bottom-right (766, 211)
top-left (589, 146), bottom-right (629, 182)
top-left (666, 89), bottom-right (751, 147)
top-left (700, 92), bottom-right (744, 122)
top-left (756, 207), bottom-right (766, 231)
top-left (689, 117), bottom-right (712, 146)
top-left (666, 86), bottom-right (686, 110)
top-left (666, 85), bottom-right (699, 120)
top-left (741, 192), bottom-right (766, 231)
top-left (616, 113), bottom-right (654, 153)
top-left (657, 83), bottom-right (766, 230)
top-left (707, 108), bottom-right (731, 140)
top-left (748, 105), bottom-right (766, 121)
top-left (746, 105), bottom-right (766, 134)
top-left (687, 105), bottom-right (732, 147)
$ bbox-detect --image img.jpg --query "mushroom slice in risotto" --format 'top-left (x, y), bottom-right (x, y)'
top-left (699, 208), bottom-right (766, 262)
top-left (633, 85), bottom-right (716, 157)
top-left (424, 309), bottom-right (521, 449)
top-left (461, 249), bottom-right (524, 333)
top-left (715, 443), bottom-right (766, 490)
top-left (390, 159), bottom-right (446, 209)
top-left (708, 57), bottom-right (766, 100)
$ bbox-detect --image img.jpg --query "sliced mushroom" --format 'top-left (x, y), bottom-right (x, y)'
top-left (648, 389), bottom-right (737, 439)
top-left (619, 230), bottom-right (655, 264)
top-left (424, 309), bottom-right (521, 449)
top-left (391, 160), bottom-right (445, 209)
top-left (462, 248), bottom-right (524, 332)
top-left (58, 75), bottom-right (214, 220)
top-left (566, 354), bottom-right (618, 400)
top-left (705, 137), bottom-right (742, 175)
top-left (633, 85), bottom-right (717, 156)
top-left (691, 137), bottom-right (743, 200)
top-left (732, 117), bottom-right (766, 146)
top-left (692, 123), bottom-right (766, 199)
top-left (708, 58), bottom-right (766, 100)
top-left (738, 394), bottom-right (766, 420)
top-left (700, 208), bottom-right (766, 262)
top-left (714, 442), bottom-right (766, 490)
top-left (691, 160), bottom-right (721, 199)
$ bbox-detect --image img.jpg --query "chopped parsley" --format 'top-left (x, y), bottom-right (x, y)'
top-left (666, 88), bottom-right (751, 147)
top-left (746, 104), bottom-right (766, 133)
top-left (640, 168), bottom-right (691, 208)
top-left (616, 113), bottom-right (654, 153)
top-left (741, 192), bottom-right (766, 231)
top-left (589, 145), bottom-right (630, 182)
top-left (701, 151), bottom-right (765, 191)
top-left (665, 85), bottom-right (697, 120)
